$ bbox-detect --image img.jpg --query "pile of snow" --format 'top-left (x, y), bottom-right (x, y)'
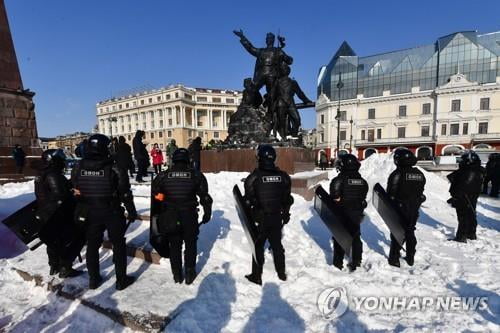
top-left (0, 155), bottom-right (498, 332)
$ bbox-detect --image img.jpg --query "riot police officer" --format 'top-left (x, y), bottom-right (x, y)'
top-left (34, 149), bottom-right (84, 278)
top-left (330, 154), bottom-right (368, 271)
top-left (151, 148), bottom-right (212, 285)
top-left (244, 145), bottom-right (293, 285)
top-left (447, 151), bottom-right (486, 242)
top-left (387, 149), bottom-right (426, 267)
top-left (71, 134), bottom-right (138, 290)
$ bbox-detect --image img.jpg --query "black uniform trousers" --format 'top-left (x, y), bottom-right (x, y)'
top-left (333, 210), bottom-right (364, 267)
top-left (41, 216), bottom-right (84, 269)
top-left (389, 202), bottom-right (419, 260)
top-left (455, 196), bottom-right (478, 239)
top-left (252, 213), bottom-right (285, 275)
top-left (167, 210), bottom-right (199, 274)
top-left (85, 206), bottom-right (127, 280)
top-left (490, 179), bottom-right (499, 197)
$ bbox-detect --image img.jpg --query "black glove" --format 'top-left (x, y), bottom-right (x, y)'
top-left (282, 212), bottom-right (290, 224)
top-left (201, 206), bottom-right (212, 224)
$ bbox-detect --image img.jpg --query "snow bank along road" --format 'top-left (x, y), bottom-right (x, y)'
top-left (0, 154), bottom-right (499, 332)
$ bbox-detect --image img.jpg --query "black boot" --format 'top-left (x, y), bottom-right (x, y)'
top-left (467, 234), bottom-right (477, 240)
top-left (173, 270), bottom-right (184, 284)
top-left (277, 270), bottom-right (287, 281)
top-left (404, 255), bottom-right (415, 266)
top-left (185, 268), bottom-right (197, 285)
top-left (49, 265), bottom-right (60, 276)
top-left (245, 273), bottom-right (262, 285)
top-left (116, 275), bottom-right (136, 291)
top-left (347, 262), bottom-right (360, 272)
top-left (448, 237), bottom-right (467, 243)
top-left (89, 275), bottom-right (103, 290)
top-left (59, 265), bottom-right (83, 278)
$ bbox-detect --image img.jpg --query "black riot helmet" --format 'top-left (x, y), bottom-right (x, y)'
top-left (335, 153), bottom-right (361, 172)
top-left (172, 148), bottom-right (190, 164)
top-left (257, 144), bottom-right (277, 167)
top-left (41, 149), bottom-right (66, 169)
top-left (85, 134), bottom-right (111, 159)
top-left (393, 148), bottom-right (417, 167)
top-left (459, 150), bottom-right (481, 168)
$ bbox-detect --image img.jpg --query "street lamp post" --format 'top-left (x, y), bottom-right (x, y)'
top-left (349, 116), bottom-right (353, 153)
top-left (335, 72), bottom-right (344, 157)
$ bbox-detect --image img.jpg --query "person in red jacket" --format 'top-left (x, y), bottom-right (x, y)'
top-left (150, 143), bottom-right (164, 174)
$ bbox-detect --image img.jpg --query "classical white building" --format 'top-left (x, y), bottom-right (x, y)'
top-left (316, 31), bottom-right (500, 159)
top-left (96, 84), bottom-right (241, 150)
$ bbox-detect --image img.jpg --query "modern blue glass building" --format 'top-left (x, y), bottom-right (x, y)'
top-left (318, 31), bottom-right (500, 101)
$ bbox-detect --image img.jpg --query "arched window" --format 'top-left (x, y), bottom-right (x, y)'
top-left (442, 145), bottom-right (464, 156)
top-left (416, 146), bottom-right (433, 160)
top-left (364, 148), bottom-right (378, 158)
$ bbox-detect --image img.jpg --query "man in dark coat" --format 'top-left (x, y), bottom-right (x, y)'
top-left (188, 137), bottom-right (202, 171)
top-left (447, 151), bottom-right (486, 242)
top-left (115, 136), bottom-right (135, 177)
top-left (483, 153), bottom-right (499, 198)
top-left (12, 144), bottom-right (26, 174)
top-left (133, 130), bottom-right (149, 182)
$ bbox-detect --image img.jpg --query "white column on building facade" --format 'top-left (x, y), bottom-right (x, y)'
top-left (208, 109), bottom-right (212, 129)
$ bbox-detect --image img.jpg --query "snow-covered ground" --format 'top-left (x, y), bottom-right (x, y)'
top-left (0, 154), bottom-right (499, 332)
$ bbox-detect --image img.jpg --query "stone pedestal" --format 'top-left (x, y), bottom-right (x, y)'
top-left (200, 147), bottom-right (315, 174)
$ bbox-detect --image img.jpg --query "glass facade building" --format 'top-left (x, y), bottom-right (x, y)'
top-left (318, 31), bottom-right (500, 101)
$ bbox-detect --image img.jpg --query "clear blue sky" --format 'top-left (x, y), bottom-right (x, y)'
top-left (6, 0), bottom-right (500, 137)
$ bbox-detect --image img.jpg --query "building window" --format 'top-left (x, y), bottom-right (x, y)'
top-left (197, 96), bottom-right (207, 102)
top-left (480, 97), bottom-right (490, 111)
top-left (368, 129), bottom-right (375, 142)
top-left (160, 120), bottom-right (164, 127)
top-left (133, 101), bottom-right (137, 107)
top-left (214, 132), bottom-right (220, 138)
top-left (142, 113), bottom-right (146, 120)
top-left (368, 108), bottom-right (375, 119)
top-left (148, 98), bottom-right (153, 103)
top-left (441, 124), bottom-right (447, 135)
top-left (112, 106), bottom-right (116, 111)
top-left (377, 128), bottom-right (382, 139)
top-left (421, 126), bottom-right (430, 137)
top-left (340, 130), bottom-right (346, 140)
top-left (166, 94), bottom-right (171, 100)
top-left (128, 135), bottom-right (131, 141)
top-left (158, 110), bottom-right (163, 117)
top-left (168, 119), bottom-right (173, 126)
top-left (320, 132), bottom-right (324, 143)
top-left (134, 114), bottom-right (138, 121)
top-left (361, 130), bottom-right (366, 140)
top-left (167, 108), bottom-right (172, 116)
top-left (212, 97), bottom-right (221, 103)
top-left (140, 100), bottom-right (144, 105)
top-left (397, 127), bottom-right (406, 138)
top-left (125, 103), bottom-right (129, 108)
top-left (398, 105), bottom-right (407, 117)
top-left (175, 92), bottom-right (179, 98)
top-left (226, 98), bottom-right (235, 104)
top-left (119, 104), bottom-right (122, 110)
top-left (184, 94), bottom-right (192, 100)
top-left (478, 122), bottom-right (488, 134)
top-left (450, 124), bottom-right (459, 135)
top-left (451, 99), bottom-right (461, 112)
top-left (143, 122), bottom-right (146, 129)
top-left (128, 124), bottom-right (131, 132)
top-left (463, 123), bottom-right (468, 135)
top-left (167, 130), bottom-right (172, 138)
top-left (320, 114), bottom-right (325, 124)
top-left (150, 132), bottom-right (155, 139)
top-left (198, 131), bottom-right (203, 137)
top-left (422, 103), bottom-right (431, 115)
top-left (127, 115), bottom-right (131, 122)
top-left (159, 131), bottom-right (163, 138)
top-left (151, 121), bottom-right (155, 129)
top-left (157, 96), bottom-right (161, 102)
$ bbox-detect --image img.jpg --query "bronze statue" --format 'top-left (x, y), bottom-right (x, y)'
top-left (227, 30), bottom-right (314, 145)
top-left (233, 30), bottom-right (293, 96)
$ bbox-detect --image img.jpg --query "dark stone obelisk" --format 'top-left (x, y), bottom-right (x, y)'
top-left (0, 0), bottom-right (41, 176)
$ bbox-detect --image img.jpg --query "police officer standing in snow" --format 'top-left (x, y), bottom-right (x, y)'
top-left (72, 134), bottom-right (138, 290)
top-left (330, 154), bottom-right (368, 271)
top-left (244, 145), bottom-right (293, 285)
top-left (34, 149), bottom-right (84, 278)
top-left (387, 149), bottom-right (426, 267)
top-left (447, 151), bottom-right (486, 242)
top-left (151, 148), bottom-right (212, 284)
